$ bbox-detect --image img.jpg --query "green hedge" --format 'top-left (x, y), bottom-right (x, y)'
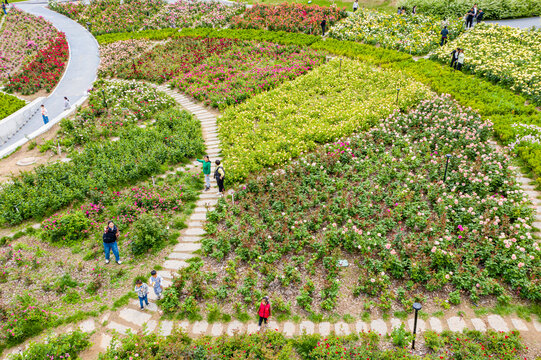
top-left (8, 331), bottom-right (91, 360)
top-left (0, 108), bottom-right (204, 225)
top-left (0, 92), bottom-right (26, 120)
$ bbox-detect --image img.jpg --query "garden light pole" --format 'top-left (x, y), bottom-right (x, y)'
top-left (396, 88), bottom-right (400, 103)
top-left (86, 22), bottom-right (91, 32)
top-left (101, 89), bottom-right (107, 109)
top-left (443, 154), bottom-right (452, 182)
top-left (411, 302), bottom-right (422, 350)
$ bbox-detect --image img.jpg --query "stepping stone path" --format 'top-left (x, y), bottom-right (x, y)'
top-left (6, 92), bottom-right (541, 360)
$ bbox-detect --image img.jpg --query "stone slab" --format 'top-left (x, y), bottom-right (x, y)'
top-left (335, 322), bottom-right (351, 336)
top-left (181, 235), bottom-right (203, 242)
top-left (318, 322), bottom-right (331, 336)
top-left (145, 320), bottom-right (158, 334)
top-left (79, 319), bottom-right (96, 332)
top-left (428, 317), bottom-right (443, 333)
top-left (211, 323), bottom-right (224, 336)
top-left (355, 320), bottom-right (368, 333)
top-left (188, 221), bottom-right (203, 228)
top-left (390, 318), bottom-right (402, 330)
top-left (99, 333), bottom-right (112, 349)
top-left (168, 252), bottom-right (195, 260)
top-left (447, 316), bottom-right (466, 332)
top-left (371, 319), bottom-right (387, 335)
top-left (227, 320), bottom-right (244, 336)
top-left (471, 318), bottom-right (486, 331)
top-left (163, 259), bottom-right (189, 270)
top-left (246, 323), bottom-right (259, 334)
top-left (131, 300), bottom-right (158, 312)
top-left (106, 321), bottom-right (132, 335)
top-left (192, 320), bottom-right (209, 335)
top-left (200, 192), bottom-right (220, 199)
top-left (487, 315), bottom-right (509, 332)
top-left (283, 321), bottom-right (295, 337)
top-left (185, 227), bottom-right (206, 236)
top-left (160, 320), bottom-right (173, 336)
top-left (178, 320), bottom-right (190, 331)
top-left (157, 270), bottom-right (172, 279)
top-left (101, 312), bottom-right (110, 323)
top-left (173, 242), bottom-right (202, 252)
top-left (119, 308), bottom-right (152, 327)
top-left (268, 320), bottom-right (280, 331)
top-left (194, 207), bottom-right (210, 213)
top-left (300, 321), bottom-right (315, 335)
top-left (510, 318), bottom-right (528, 331)
top-left (533, 320), bottom-right (541, 332)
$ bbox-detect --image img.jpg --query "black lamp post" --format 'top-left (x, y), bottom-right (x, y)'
top-left (411, 302), bottom-right (422, 350)
top-left (7, 72), bottom-right (11, 84)
top-left (396, 88), bottom-right (401, 103)
top-left (443, 154), bottom-right (452, 182)
top-left (86, 22), bottom-right (91, 32)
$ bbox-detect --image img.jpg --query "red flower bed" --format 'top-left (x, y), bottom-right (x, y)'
top-left (6, 33), bottom-right (69, 95)
top-left (230, 3), bottom-right (347, 35)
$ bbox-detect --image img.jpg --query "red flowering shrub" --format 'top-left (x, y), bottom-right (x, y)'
top-left (231, 3), bottom-right (347, 35)
top-left (5, 34), bottom-right (69, 95)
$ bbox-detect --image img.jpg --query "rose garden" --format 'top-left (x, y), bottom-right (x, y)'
top-left (0, 0), bottom-right (540, 359)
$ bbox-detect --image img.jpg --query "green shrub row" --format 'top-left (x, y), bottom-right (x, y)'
top-left (8, 331), bottom-right (91, 360)
top-left (0, 92), bottom-right (26, 120)
top-left (0, 107), bottom-right (204, 225)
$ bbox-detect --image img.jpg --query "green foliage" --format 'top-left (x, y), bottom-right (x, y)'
top-left (423, 330), bottom-right (444, 352)
top-left (41, 211), bottom-right (90, 245)
top-left (8, 330), bottom-right (91, 360)
top-left (161, 287), bottom-right (180, 314)
top-left (448, 290), bottom-right (461, 305)
top-left (130, 214), bottom-right (169, 256)
top-left (0, 93), bottom-right (26, 119)
top-left (389, 324), bottom-right (413, 347)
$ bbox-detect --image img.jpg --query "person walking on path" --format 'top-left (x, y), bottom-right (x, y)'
top-left (465, 8), bottom-right (474, 29)
top-left (258, 296), bottom-right (271, 332)
top-left (64, 96), bottom-right (70, 110)
top-left (450, 47), bottom-right (460, 68)
top-left (476, 9), bottom-right (484, 24)
top-left (103, 220), bottom-right (122, 264)
top-left (352, 0), bottom-right (358, 12)
top-left (214, 160), bottom-right (225, 196)
top-left (149, 270), bottom-right (163, 300)
top-left (196, 156), bottom-right (212, 191)
top-left (2, 2), bottom-right (6, 15)
top-left (412, 5), bottom-right (417, 15)
top-left (135, 280), bottom-right (149, 310)
top-left (440, 25), bottom-right (449, 46)
top-left (41, 105), bottom-right (49, 124)
top-left (320, 18), bottom-right (326, 36)
top-left (456, 49), bottom-right (465, 71)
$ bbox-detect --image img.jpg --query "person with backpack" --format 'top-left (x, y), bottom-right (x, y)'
top-left (258, 296), bottom-right (271, 332)
top-left (320, 18), bottom-right (326, 36)
top-left (214, 160), bottom-right (225, 196)
top-left (440, 25), bottom-right (449, 46)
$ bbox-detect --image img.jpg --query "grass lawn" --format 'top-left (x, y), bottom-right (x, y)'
top-left (247, 0), bottom-right (396, 13)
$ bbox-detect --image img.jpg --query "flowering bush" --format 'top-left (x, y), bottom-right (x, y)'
top-left (8, 330), bottom-right (91, 360)
top-left (0, 8), bottom-right (59, 84)
top-left (5, 34), bottom-right (69, 95)
top-left (328, 9), bottom-right (464, 55)
top-left (0, 93), bottom-right (25, 120)
top-left (41, 211), bottom-right (91, 245)
top-left (430, 23), bottom-right (541, 105)
top-left (231, 3), bottom-right (347, 35)
top-left (397, 0), bottom-right (541, 20)
top-left (49, 0), bottom-right (166, 35)
top-left (143, 0), bottom-right (243, 29)
top-left (97, 328), bottom-right (527, 359)
top-left (98, 39), bottom-right (153, 76)
top-left (0, 304), bottom-right (54, 347)
top-left (59, 79), bottom-right (175, 146)
top-left (219, 58), bottom-right (431, 182)
top-left (202, 95), bottom-right (540, 314)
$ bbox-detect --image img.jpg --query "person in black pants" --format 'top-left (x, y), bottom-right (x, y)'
top-left (476, 9), bottom-right (484, 24)
top-left (321, 18), bottom-right (326, 36)
top-left (450, 47), bottom-right (459, 68)
top-left (465, 8), bottom-right (474, 28)
top-left (440, 25), bottom-right (449, 46)
top-left (214, 160), bottom-right (225, 196)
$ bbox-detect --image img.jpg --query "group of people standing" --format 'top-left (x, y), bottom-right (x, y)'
top-left (196, 156), bottom-right (225, 195)
top-left (450, 47), bottom-right (465, 70)
top-left (465, 4), bottom-right (484, 28)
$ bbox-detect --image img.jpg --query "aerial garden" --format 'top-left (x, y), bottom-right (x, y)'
top-left (1, 0), bottom-right (541, 358)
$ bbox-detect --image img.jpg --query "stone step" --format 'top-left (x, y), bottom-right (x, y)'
top-left (190, 212), bottom-right (207, 221)
top-left (180, 235), bottom-right (203, 242)
top-left (192, 320), bottom-right (210, 335)
top-left (130, 300), bottom-right (159, 312)
top-left (157, 270), bottom-right (173, 279)
top-left (159, 320), bottom-right (174, 337)
top-left (185, 227), bottom-right (206, 236)
top-left (196, 199), bottom-right (218, 207)
top-left (187, 221), bottom-right (203, 228)
top-left (173, 242), bottom-right (202, 252)
top-left (106, 321), bottom-right (134, 335)
top-left (118, 307), bottom-right (153, 326)
top-left (163, 259), bottom-right (189, 270)
top-left (200, 192), bottom-right (220, 199)
top-left (168, 252), bottom-right (196, 260)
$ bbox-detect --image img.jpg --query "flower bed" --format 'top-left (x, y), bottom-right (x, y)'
top-left (98, 327), bottom-right (526, 359)
top-left (199, 95), bottom-right (539, 316)
top-left (328, 9), bottom-right (464, 55)
top-left (58, 79), bottom-right (175, 147)
top-left (430, 23), bottom-right (541, 105)
top-left (7, 331), bottom-right (91, 360)
top-left (219, 58), bottom-right (431, 182)
top-left (98, 39), bottom-right (153, 76)
top-left (230, 3), bottom-right (347, 35)
top-left (143, 0), bottom-right (243, 30)
top-left (5, 34), bottom-right (69, 95)
top-left (0, 8), bottom-right (59, 83)
top-left (49, 0), bottom-right (166, 35)
top-left (0, 92), bottom-right (26, 120)
top-left (397, 0), bottom-right (541, 20)
top-left (0, 81), bottom-right (204, 225)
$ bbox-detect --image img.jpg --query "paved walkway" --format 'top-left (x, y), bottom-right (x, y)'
top-left (486, 16), bottom-right (540, 29)
top-left (0, 0), bottom-right (99, 152)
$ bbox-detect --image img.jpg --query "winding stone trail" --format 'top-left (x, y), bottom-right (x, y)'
top-left (0, 0), bottom-right (99, 156)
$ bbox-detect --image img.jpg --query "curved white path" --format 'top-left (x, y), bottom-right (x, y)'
top-left (0, 0), bottom-right (99, 154)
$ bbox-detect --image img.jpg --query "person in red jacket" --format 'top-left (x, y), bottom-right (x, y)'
top-left (258, 296), bottom-right (271, 331)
